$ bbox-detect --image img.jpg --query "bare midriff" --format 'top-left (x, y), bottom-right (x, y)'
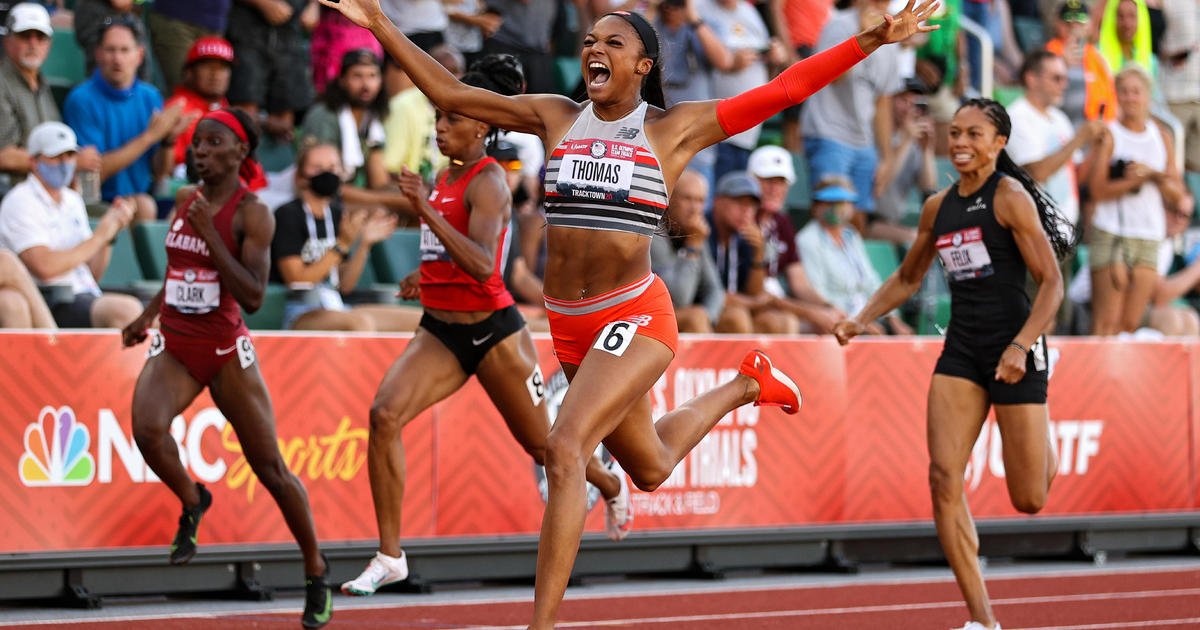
top-left (542, 225), bottom-right (652, 301)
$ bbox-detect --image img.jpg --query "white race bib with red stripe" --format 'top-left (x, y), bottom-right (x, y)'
top-left (164, 267), bottom-right (221, 313)
top-left (555, 139), bottom-right (637, 203)
top-left (936, 227), bottom-right (994, 281)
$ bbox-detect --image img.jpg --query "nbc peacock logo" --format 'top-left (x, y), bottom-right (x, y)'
top-left (19, 406), bottom-right (95, 486)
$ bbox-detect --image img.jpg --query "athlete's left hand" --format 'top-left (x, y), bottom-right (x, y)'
top-left (878, 0), bottom-right (941, 45)
top-left (994, 345), bottom-right (1027, 384)
top-left (395, 167), bottom-right (432, 218)
top-left (396, 269), bottom-right (420, 300)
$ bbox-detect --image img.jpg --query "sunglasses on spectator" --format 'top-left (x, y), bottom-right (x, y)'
top-left (99, 14), bottom-right (143, 38)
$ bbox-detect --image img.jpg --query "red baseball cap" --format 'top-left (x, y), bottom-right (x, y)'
top-left (186, 36), bottom-right (234, 66)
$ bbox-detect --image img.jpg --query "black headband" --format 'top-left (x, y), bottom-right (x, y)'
top-left (604, 11), bottom-right (659, 62)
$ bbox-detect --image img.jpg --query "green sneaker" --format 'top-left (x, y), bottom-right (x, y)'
top-left (301, 556), bottom-right (333, 629)
top-left (168, 483), bottom-right (212, 565)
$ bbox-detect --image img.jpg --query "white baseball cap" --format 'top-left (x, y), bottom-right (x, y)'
top-left (27, 122), bottom-right (79, 157)
top-left (2, 3), bottom-right (53, 37)
top-left (747, 145), bottom-right (796, 185)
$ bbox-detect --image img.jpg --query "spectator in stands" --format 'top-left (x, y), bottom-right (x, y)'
top-left (655, 0), bottom-right (725, 184)
top-left (1147, 191), bottom-right (1200, 335)
top-left (1159, 0), bottom-right (1199, 172)
top-left (1098, 0), bottom-right (1157, 79)
top-left (915, 0), bottom-right (966, 156)
top-left (745, 145), bottom-right (846, 333)
top-left (382, 45), bottom-right (463, 180)
top-left (1007, 51), bottom-right (1108, 333)
top-left (797, 176), bottom-right (913, 335)
top-left (0, 249), bottom-right (56, 328)
top-left (304, 48), bottom-right (417, 214)
top-left (146, 0), bottom-right (231, 93)
top-left (707, 170), bottom-right (800, 333)
top-left (226, 0), bottom-right (314, 143)
top-left (479, 0), bottom-right (556, 95)
top-left (0, 122), bottom-right (142, 327)
top-left (698, 0), bottom-right (788, 182)
top-left (651, 169), bottom-right (725, 333)
top-left (1086, 65), bottom-right (1185, 335)
top-left (311, 4), bottom-right (383, 95)
top-left (1, 3), bottom-right (101, 196)
top-left (72, 0), bottom-right (149, 81)
top-left (63, 16), bottom-right (191, 222)
top-left (873, 78), bottom-right (934, 244)
top-left (379, 0), bottom-right (447, 52)
top-left (802, 0), bottom-right (904, 236)
top-left (1046, 0), bottom-right (1117, 128)
top-left (272, 142), bottom-right (423, 331)
top-left (443, 0), bottom-right (501, 67)
top-left (164, 36), bottom-right (233, 177)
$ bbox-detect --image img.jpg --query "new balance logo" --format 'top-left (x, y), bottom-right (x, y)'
top-left (615, 127), bottom-right (640, 140)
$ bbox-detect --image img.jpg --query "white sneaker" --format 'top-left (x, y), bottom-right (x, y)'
top-left (340, 551), bottom-right (409, 596)
top-left (954, 623), bottom-right (1000, 630)
top-left (603, 460), bottom-right (633, 541)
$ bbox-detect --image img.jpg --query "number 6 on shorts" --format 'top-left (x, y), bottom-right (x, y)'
top-left (594, 320), bottom-right (638, 357)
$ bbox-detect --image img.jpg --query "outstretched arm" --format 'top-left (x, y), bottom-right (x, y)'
top-left (317, 0), bottom-right (578, 140)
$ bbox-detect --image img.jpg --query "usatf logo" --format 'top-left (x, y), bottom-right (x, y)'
top-left (19, 406), bottom-right (95, 486)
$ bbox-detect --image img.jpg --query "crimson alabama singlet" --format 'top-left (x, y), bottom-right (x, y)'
top-left (159, 187), bottom-right (250, 338)
top-left (419, 157), bottom-right (515, 311)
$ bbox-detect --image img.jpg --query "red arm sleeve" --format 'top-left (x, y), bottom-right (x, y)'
top-left (715, 36), bottom-right (868, 137)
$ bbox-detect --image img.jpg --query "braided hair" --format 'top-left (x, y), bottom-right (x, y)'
top-left (956, 98), bottom-right (1077, 259)
top-left (460, 54), bottom-right (526, 148)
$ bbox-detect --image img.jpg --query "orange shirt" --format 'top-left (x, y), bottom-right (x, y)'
top-left (1045, 38), bottom-right (1117, 123)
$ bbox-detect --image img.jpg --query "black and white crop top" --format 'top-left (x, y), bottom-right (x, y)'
top-left (543, 101), bottom-right (669, 237)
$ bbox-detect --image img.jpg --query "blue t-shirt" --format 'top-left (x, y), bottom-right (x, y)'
top-left (63, 72), bottom-right (163, 201)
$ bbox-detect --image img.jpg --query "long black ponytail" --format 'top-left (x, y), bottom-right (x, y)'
top-left (957, 98), bottom-right (1077, 260)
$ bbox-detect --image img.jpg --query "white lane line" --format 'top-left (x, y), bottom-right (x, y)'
top-left (457, 588), bottom-right (1200, 630)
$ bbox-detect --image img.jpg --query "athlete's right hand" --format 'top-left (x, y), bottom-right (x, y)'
top-left (120, 316), bottom-right (150, 348)
top-left (315, 0), bottom-right (385, 30)
top-left (396, 270), bottom-right (420, 301)
top-left (833, 320), bottom-right (865, 346)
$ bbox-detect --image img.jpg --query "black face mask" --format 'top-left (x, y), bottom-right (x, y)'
top-left (309, 171), bottom-right (341, 197)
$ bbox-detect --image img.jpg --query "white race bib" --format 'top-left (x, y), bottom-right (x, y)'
top-left (420, 222), bottom-right (449, 262)
top-left (936, 227), bottom-right (994, 282)
top-left (555, 139), bottom-right (637, 203)
top-left (165, 267), bottom-right (221, 313)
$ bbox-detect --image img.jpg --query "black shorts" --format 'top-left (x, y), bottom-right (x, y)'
top-left (47, 291), bottom-right (97, 328)
top-left (934, 332), bottom-right (1049, 405)
top-left (419, 304), bottom-right (525, 375)
top-left (226, 31), bottom-right (314, 113)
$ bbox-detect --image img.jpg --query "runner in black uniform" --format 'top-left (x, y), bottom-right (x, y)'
top-left (835, 98), bottom-right (1075, 630)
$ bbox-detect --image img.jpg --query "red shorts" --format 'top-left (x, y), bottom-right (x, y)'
top-left (544, 273), bottom-right (678, 366)
top-left (150, 326), bottom-right (256, 387)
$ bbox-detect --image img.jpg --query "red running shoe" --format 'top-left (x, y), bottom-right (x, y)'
top-left (738, 350), bottom-right (801, 414)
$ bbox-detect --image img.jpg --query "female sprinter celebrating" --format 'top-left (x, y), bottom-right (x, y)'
top-left (121, 109), bottom-right (333, 629)
top-left (340, 55), bottom-right (630, 597)
top-left (318, 0), bottom-right (937, 626)
top-left (835, 99), bottom-right (1074, 630)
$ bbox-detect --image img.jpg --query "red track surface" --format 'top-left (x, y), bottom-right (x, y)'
top-left (8, 567), bottom-right (1200, 629)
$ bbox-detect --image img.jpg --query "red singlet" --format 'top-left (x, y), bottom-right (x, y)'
top-left (160, 187), bottom-right (250, 339)
top-left (418, 157), bottom-right (515, 312)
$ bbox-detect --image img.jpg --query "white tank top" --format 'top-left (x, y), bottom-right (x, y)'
top-left (1092, 120), bottom-right (1167, 241)
top-left (543, 102), bottom-right (669, 237)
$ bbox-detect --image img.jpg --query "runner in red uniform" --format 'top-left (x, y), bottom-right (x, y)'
top-left (121, 109), bottom-right (333, 629)
top-left (341, 55), bottom-right (629, 597)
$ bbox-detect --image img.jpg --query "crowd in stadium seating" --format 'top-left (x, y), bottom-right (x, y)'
top-left (0, 0), bottom-right (1197, 337)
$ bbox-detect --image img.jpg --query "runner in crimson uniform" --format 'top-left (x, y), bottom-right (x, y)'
top-left (340, 56), bottom-right (627, 598)
top-left (835, 99), bottom-right (1075, 630)
top-left (316, 0), bottom-right (939, 624)
top-left (120, 109), bottom-right (333, 629)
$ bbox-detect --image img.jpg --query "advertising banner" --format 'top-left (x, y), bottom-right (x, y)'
top-left (1, 332), bottom-right (1195, 554)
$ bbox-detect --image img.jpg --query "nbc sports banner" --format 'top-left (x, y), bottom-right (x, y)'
top-left (0, 332), bottom-right (1196, 553)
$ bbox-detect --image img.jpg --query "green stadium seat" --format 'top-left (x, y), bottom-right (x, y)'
top-left (87, 220), bottom-right (144, 289)
top-left (993, 85), bottom-right (1024, 108)
top-left (1072, 244), bottom-right (1089, 276)
top-left (785, 151), bottom-right (812, 216)
top-left (241, 283), bottom-right (288, 330)
top-left (554, 57), bottom-right (582, 95)
top-left (1186, 171), bottom-right (1200, 224)
top-left (43, 29), bottom-right (86, 87)
top-left (864, 239), bottom-right (901, 280)
top-left (354, 247), bottom-right (380, 290)
top-left (935, 157), bottom-right (958, 190)
top-left (917, 294), bottom-right (952, 335)
top-left (372, 229), bottom-right (422, 284)
top-left (132, 220), bottom-right (170, 280)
